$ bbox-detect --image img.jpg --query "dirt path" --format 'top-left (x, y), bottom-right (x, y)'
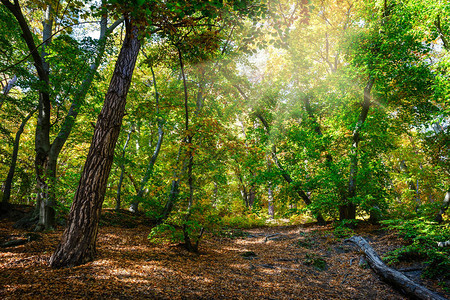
top-left (0, 220), bottom-right (447, 299)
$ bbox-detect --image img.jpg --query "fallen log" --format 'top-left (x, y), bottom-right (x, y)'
top-left (1, 238), bottom-right (28, 248)
top-left (346, 236), bottom-right (446, 300)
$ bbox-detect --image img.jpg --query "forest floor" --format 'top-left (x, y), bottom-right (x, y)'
top-left (0, 208), bottom-right (449, 299)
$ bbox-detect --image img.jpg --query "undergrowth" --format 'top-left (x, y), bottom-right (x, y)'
top-left (382, 218), bottom-right (450, 280)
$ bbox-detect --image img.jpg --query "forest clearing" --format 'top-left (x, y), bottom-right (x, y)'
top-left (1, 0), bottom-right (449, 298)
top-left (1, 208), bottom-right (449, 299)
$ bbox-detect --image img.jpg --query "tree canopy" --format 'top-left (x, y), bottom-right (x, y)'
top-left (0, 0), bottom-right (448, 277)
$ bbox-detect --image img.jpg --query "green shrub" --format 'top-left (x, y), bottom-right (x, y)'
top-left (221, 213), bottom-right (266, 228)
top-left (304, 253), bottom-right (327, 271)
top-left (333, 220), bottom-right (358, 238)
top-left (382, 218), bottom-right (450, 279)
top-left (148, 203), bottom-right (222, 247)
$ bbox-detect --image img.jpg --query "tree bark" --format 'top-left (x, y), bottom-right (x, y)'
top-left (49, 18), bottom-right (140, 268)
top-left (435, 15), bottom-right (449, 51)
top-left (38, 11), bottom-right (123, 231)
top-left (346, 236), bottom-right (447, 300)
top-left (340, 78), bottom-right (374, 221)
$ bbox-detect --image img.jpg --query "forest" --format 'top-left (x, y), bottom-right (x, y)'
top-left (0, 0), bottom-right (449, 299)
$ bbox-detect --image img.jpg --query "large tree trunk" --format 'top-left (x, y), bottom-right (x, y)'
top-left (36, 9), bottom-right (123, 231)
top-left (347, 236), bottom-right (447, 300)
top-left (49, 19), bottom-right (140, 268)
top-left (340, 78), bottom-right (374, 221)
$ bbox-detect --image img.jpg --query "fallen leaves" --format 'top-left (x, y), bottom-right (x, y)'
top-left (0, 218), bottom-right (448, 299)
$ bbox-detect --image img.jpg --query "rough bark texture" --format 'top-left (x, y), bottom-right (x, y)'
top-left (340, 78), bottom-right (374, 221)
top-left (347, 236), bottom-right (447, 300)
top-left (49, 19), bottom-right (140, 268)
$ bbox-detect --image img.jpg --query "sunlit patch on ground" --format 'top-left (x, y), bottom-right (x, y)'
top-left (0, 220), bottom-right (448, 299)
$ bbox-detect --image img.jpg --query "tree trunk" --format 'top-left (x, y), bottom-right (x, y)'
top-left (130, 65), bottom-right (164, 213)
top-left (49, 18), bottom-right (140, 268)
top-left (339, 203), bottom-right (356, 220)
top-left (254, 112), bottom-right (326, 224)
top-left (0, 75), bottom-right (17, 110)
top-left (34, 4), bottom-right (53, 231)
top-left (346, 236), bottom-right (447, 300)
top-left (340, 78), bottom-right (374, 221)
top-left (2, 110), bottom-right (35, 204)
top-left (270, 144), bottom-right (326, 224)
top-left (248, 185), bottom-right (256, 209)
top-left (434, 189), bottom-right (450, 224)
top-left (160, 178), bottom-right (180, 221)
top-left (116, 128), bottom-right (133, 211)
top-left (4, 0), bottom-right (123, 230)
top-left (37, 9), bottom-right (123, 231)
top-left (268, 184), bottom-right (274, 218)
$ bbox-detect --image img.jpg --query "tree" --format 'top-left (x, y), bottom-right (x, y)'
top-left (50, 0), bottom-right (265, 267)
top-left (50, 16), bottom-right (141, 267)
top-left (1, 0), bottom-right (124, 230)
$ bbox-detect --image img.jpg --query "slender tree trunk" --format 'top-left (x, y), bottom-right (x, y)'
top-left (50, 18), bottom-right (140, 268)
top-left (130, 65), bottom-right (164, 213)
top-left (159, 143), bottom-right (190, 221)
top-left (237, 173), bottom-right (248, 208)
top-left (160, 176), bottom-right (180, 221)
top-left (116, 128), bottom-right (133, 211)
top-left (268, 183), bottom-right (274, 218)
top-left (340, 78), bottom-right (374, 221)
top-left (2, 0), bottom-right (53, 230)
top-left (176, 46), bottom-right (198, 252)
top-left (254, 112), bottom-right (326, 224)
top-left (0, 75), bottom-right (17, 110)
top-left (248, 185), bottom-right (256, 209)
top-left (2, 110), bottom-right (36, 204)
top-left (4, 0), bottom-right (122, 230)
top-left (34, 4), bottom-right (53, 231)
top-left (435, 15), bottom-right (449, 51)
